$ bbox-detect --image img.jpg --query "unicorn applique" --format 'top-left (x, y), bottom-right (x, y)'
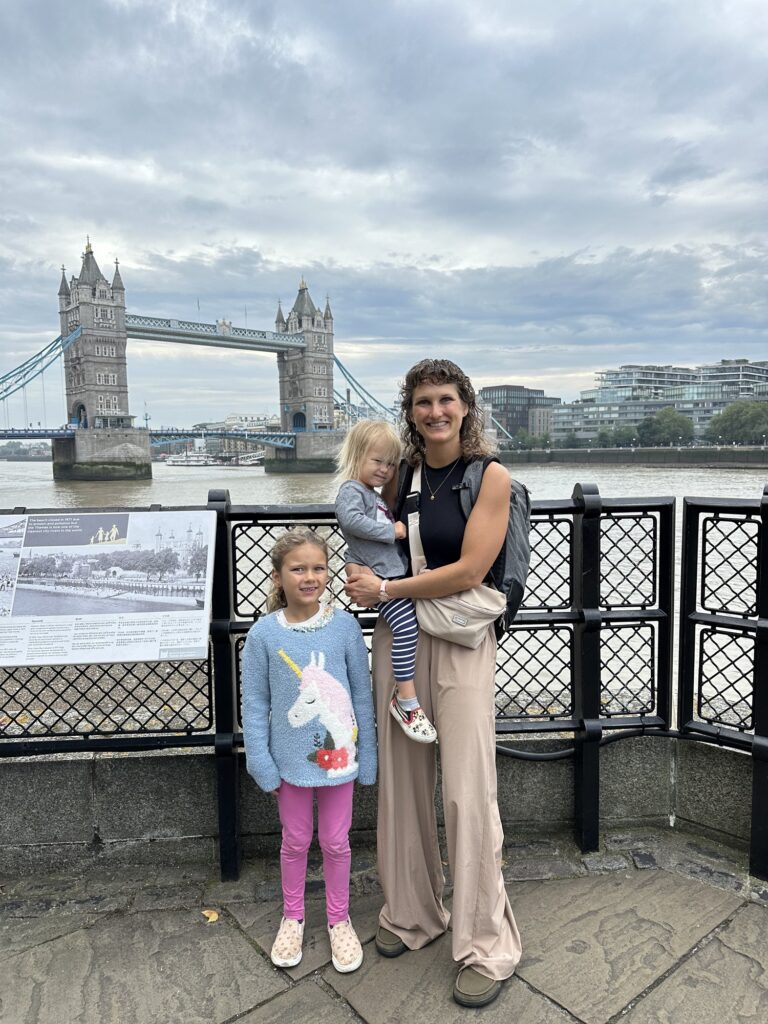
top-left (279, 649), bottom-right (359, 778)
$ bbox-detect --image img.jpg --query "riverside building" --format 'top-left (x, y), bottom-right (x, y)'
top-left (552, 359), bottom-right (768, 444)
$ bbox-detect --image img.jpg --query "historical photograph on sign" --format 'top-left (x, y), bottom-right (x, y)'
top-left (0, 516), bottom-right (26, 618)
top-left (13, 512), bottom-right (209, 617)
top-left (0, 510), bottom-right (216, 667)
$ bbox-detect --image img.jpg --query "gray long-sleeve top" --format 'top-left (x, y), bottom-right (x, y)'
top-left (335, 479), bottom-right (408, 579)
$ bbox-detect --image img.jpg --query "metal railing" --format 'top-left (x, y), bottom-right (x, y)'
top-left (1, 484), bottom-right (765, 882)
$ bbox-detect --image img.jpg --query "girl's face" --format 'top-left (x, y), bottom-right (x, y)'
top-left (410, 382), bottom-right (468, 447)
top-left (273, 542), bottom-right (328, 617)
top-left (358, 445), bottom-right (398, 489)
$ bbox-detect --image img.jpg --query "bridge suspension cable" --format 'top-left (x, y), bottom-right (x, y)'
top-left (0, 327), bottom-right (82, 403)
top-left (333, 357), bottom-right (395, 422)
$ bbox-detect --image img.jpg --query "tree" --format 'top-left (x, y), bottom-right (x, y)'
top-left (612, 425), bottom-right (637, 448)
top-left (705, 401), bottom-right (768, 445)
top-left (637, 407), bottom-right (694, 446)
top-left (596, 428), bottom-right (613, 448)
top-left (187, 545), bottom-right (208, 580)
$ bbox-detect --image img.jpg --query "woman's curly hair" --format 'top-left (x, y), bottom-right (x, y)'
top-left (399, 358), bottom-right (496, 465)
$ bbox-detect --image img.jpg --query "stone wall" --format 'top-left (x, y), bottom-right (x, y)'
top-left (0, 737), bottom-right (752, 874)
top-left (52, 429), bottom-right (152, 481)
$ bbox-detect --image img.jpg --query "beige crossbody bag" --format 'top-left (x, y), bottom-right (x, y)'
top-left (406, 464), bottom-right (506, 649)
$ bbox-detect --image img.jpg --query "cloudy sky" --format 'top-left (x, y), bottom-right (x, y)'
top-left (1, 0), bottom-right (767, 427)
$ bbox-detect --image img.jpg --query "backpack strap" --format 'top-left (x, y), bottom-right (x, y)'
top-left (394, 459), bottom-right (414, 521)
top-left (457, 456), bottom-right (500, 520)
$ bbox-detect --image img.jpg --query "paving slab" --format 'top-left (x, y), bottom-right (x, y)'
top-left (240, 977), bottom-right (363, 1023)
top-left (326, 930), bottom-right (574, 1024)
top-left (1, 907), bottom-right (287, 1024)
top-left (228, 891), bottom-right (382, 980)
top-left (512, 868), bottom-right (742, 1024)
top-left (624, 903), bottom-right (768, 1023)
top-left (0, 909), bottom-right (97, 962)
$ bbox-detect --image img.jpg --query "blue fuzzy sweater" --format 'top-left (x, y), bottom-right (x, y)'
top-left (241, 607), bottom-right (377, 792)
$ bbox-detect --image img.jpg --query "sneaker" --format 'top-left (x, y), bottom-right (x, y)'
top-left (270, 916), bottom-right (304, 968)
top-left (328, 918), bottom-right (364, 973)
top-left (389, 695), bottom-right (437, 743)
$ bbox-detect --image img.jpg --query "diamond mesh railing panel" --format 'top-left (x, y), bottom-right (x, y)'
top-left (232, 519), bottom-right (349, 620)
top-left (0, 657), bottom-right (211, 738)
top-left (522, 517), bottom-right (572, 610)
top-left (600, 622), bottom-right (655, 716)
top-left (494, 625), bottom-right (573, 720)
top-left (696, 625), bottom-right (754, 731)
top-left (701, 515), bottom-right (758, 617)
top-left (600, 513), bottom-right (657, 609)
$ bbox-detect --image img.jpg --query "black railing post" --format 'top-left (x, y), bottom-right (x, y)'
top-left (750, 484), bottom-right (768, 880)
top-left (207, 488), bottom-right (241, 881)
top-left (572, 483), bottom-right (602, 852)
top-left (677, 498), bottom-right (700, 732)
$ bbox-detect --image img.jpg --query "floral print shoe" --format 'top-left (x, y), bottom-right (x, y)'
top-left (270, 916), bottom-right (304, 968)
top-left (389, 695), bottom-right (437, 743)
top-left (328, 918), bottom-right (364, 973)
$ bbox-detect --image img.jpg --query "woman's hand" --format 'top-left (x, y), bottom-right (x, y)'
top-left (344, 572), bottom-right (382, 608)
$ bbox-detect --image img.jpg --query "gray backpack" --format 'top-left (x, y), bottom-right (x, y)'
top-left (396, 456), bottom-right (531, 635)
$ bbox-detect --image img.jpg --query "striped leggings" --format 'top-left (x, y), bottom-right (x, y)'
top-left (377, 596), bottom-right (418, 682)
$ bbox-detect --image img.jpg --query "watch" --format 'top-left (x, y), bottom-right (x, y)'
top-left (378, 579), bottom-right (389, 602)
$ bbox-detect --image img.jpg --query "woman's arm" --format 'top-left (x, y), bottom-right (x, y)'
top-left (345, 462), bottom-right (510, 605)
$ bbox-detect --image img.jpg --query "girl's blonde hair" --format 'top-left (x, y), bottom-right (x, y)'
top-left (265, 528), bottom-right (329, 613)
top-left (334, 419), bottom-right (402, 485)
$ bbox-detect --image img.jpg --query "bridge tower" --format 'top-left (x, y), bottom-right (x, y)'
top-left (52, 241), bottom-right (151, 480)
top-left (275, 279), bottom-right (334, 432)
top-left (59, 240), bottom-right (133, 430)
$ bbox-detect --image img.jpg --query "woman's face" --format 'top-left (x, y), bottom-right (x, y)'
top-left (410, 381), bottom-right (468, 447)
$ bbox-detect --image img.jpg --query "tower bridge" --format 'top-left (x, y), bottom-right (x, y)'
top-left (1, 241), bottom-right (391, 479)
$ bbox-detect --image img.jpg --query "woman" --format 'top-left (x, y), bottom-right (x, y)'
top-left (345, 358), bottom-right (522, 1008)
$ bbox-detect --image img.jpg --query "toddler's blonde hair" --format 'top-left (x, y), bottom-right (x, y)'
top-left (335, 419), bottom-right (402, 485)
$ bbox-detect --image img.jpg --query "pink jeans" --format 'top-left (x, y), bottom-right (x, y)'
top-left (276, 780), bottom-right (354, 925)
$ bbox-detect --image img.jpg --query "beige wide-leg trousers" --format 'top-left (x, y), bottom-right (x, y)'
top-left (372, 618), bottom-right (522, 980)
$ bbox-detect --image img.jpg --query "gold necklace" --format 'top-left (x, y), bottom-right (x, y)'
top-left (423, 457), bottom-right (462, 501)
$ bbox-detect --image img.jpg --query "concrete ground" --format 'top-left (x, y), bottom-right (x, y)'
top-left (2, 826), bottom-right (768, 1024)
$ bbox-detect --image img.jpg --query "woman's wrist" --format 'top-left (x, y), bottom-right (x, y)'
top-left (378, 578), bottom-right (390, 602)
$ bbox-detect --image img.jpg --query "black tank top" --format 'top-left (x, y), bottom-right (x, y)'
top-left (417, 459), bottom-right (469, 569)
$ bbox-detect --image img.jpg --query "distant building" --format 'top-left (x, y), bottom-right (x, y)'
top-left (275, 280), bottom-right (334, 431)
top-left (479, 385), bottom-right (561, 439)
top-left (58, 240), bottom-right (133, 430)
top-left (552, 359), bottom-right (768, 443)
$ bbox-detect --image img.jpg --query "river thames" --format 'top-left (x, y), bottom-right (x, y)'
top-left (0, 460), bottom-right (765, 510)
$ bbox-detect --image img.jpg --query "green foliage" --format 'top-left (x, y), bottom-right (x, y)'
top-left (636, 407), bottom-right (694, 446)
top-left (705, 401), bottom-right (768, 444)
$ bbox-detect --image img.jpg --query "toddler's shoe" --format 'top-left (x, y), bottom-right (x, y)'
top-left (270, 916), bottom-right (304, 968)
top-left (328, 917), bottom-right (364, 973)
top-left (389, 695), bottom-right (437, 743)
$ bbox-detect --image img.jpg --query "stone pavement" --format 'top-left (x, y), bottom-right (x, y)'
top-left (2, 826), bottom-right (768, 1023)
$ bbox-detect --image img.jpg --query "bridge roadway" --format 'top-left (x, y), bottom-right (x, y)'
top-left (0, 427), bottom-right (297, 449)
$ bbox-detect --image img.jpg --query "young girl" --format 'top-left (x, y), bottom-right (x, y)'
top-left (335, 420), bottom-right (436, 743)
top-left (241, 528), bottom-right (377, 973)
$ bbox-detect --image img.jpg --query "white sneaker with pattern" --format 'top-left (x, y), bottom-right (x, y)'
top-left (328, 917), bottom-right (364, 973)
top-left (270, 916), bottom-right (304, 967)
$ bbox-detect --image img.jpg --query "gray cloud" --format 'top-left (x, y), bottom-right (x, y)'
top-left (1, 0), bottom-right (767, 425)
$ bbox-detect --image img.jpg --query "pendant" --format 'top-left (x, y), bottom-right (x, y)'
top-left (430, 495), bottom-right (435, 500)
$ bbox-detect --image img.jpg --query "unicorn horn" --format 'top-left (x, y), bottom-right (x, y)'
top-left (278, 648), bottom-right (303, 679)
